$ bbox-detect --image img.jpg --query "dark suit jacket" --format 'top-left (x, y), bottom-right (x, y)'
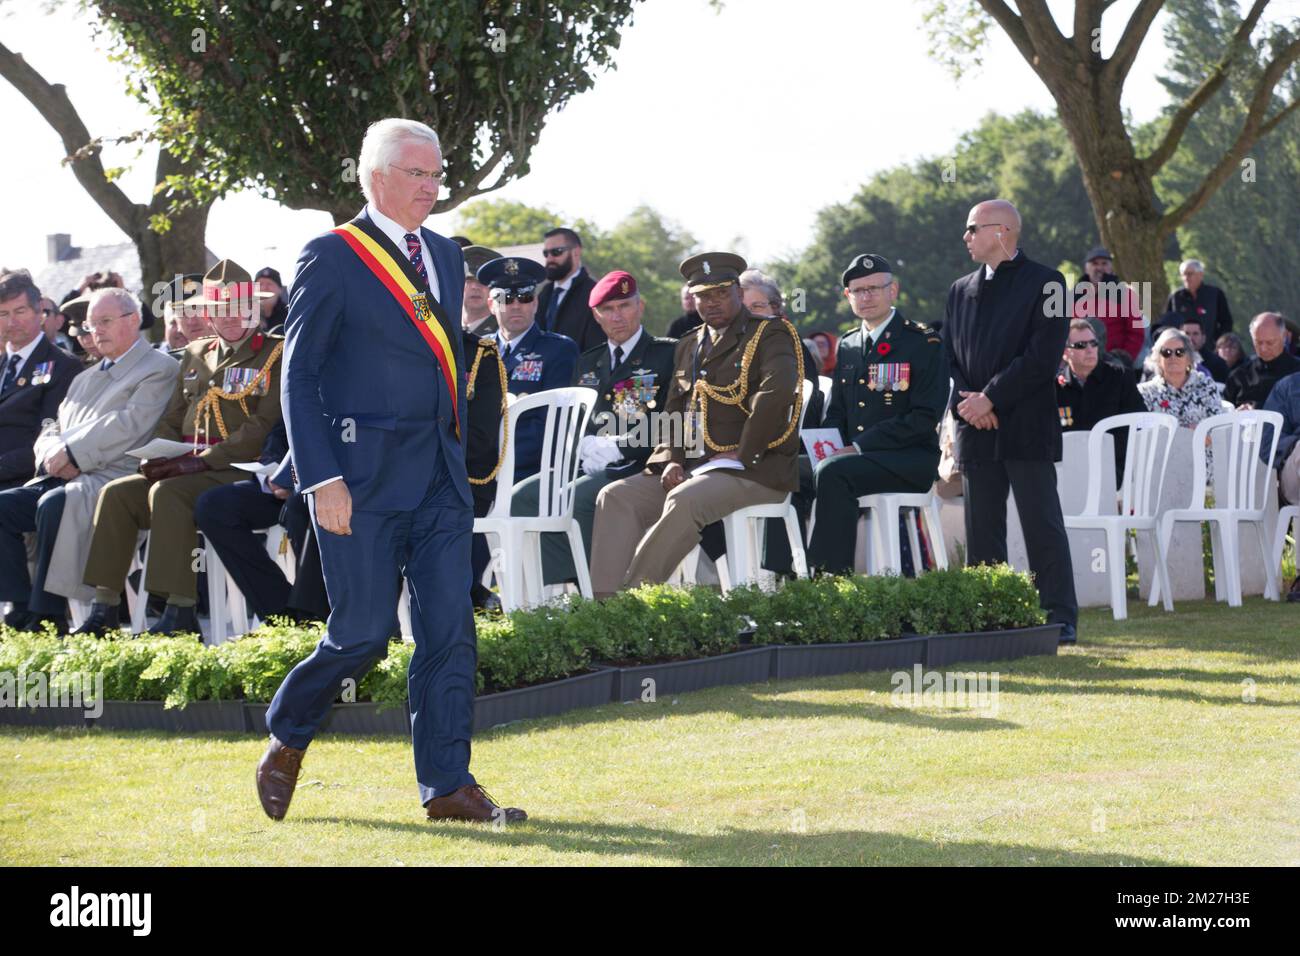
top-left (464, 332), bottom-right (505, 509)
top-left (537, 267), bottom-right (603, 351)
top-left (282, 206), bottom-right (470, 512)
top-left (499, 322), bottom-right (579, 479)
top-left (574, 331), bottom-right (677, 480)
top-left (0, 336), bottom-right (83, 484)
top-left (942, 252), bottom-right (1069, 463)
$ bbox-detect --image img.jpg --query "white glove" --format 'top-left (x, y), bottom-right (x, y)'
top-left (579, 434), bottom-right (623, 476)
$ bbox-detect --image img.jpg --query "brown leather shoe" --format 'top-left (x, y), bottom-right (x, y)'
top-left (255, 735), bottom-right (305, 821)
top-left (425, 784), bottom-right (527, 824)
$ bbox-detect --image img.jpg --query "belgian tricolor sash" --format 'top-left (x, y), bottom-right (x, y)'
top-left (331, 219), bottom-right (461, 438)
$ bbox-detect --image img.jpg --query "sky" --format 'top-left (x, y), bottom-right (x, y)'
top-left (0, 0), bottom-right (1178, 286)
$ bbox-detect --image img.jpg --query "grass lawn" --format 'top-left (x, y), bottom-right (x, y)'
top-left (3, 598), bottom-right (1298, 866)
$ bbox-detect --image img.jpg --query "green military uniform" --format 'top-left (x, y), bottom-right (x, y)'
top-left (513, 329), bottom-right (676, 584)
top-left (807, 307), bottom-right (948, 574)
top-left (82, 330), bottom-right (284, 603)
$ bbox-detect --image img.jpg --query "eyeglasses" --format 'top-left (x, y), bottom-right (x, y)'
top-left (1159, 347), bottom-right (1188, 358)
top-left (41, 308), bottom-right (55, 317)
top-left (542, 245), bottom-right (570, 258)
top-left (82, 312), bottom-right (136, 333)
top-left (848, 283), bottom-right (893, 298)
top-left (1067, 339), bottom-right (1099, 350)
top-left (490, 289), bottom-right (535, 305)
top-left (964, 223), bottom-right (1008, 236)
top-left (387, 164), bottom-right (447, 185)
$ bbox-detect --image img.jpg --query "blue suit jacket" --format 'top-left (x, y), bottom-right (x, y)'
top-left (283, 207), bottom-right (471, 511)
top-left (500, 323), bottom-right (578, 480)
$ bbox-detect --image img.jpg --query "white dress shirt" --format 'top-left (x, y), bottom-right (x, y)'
top-left (862, 308), bottom-right (896, 345)
top-left (367, 202), bottom-right (441, 303)
top-left (609, 327), bottom-right (642, 368)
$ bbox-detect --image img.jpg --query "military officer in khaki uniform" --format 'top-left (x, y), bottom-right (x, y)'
top-left (590, 252), bottom-right (802, 595)
top-left (74, 260), bottom-right (284, 635)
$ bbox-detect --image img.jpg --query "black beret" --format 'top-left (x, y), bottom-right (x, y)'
top-left (842, 253), bottom-right (893, 287)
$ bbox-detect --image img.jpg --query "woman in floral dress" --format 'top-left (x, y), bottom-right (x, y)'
top-left (1139, 327), bottom-right (1224, 476)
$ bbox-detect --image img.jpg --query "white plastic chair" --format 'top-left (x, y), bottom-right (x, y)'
top-left (719, 378), bottom-right (815, 590)
top-left (1152, 410), bottom-right (1283, 608)
top-left (1063, 412), bottom-right (1177, 620)
top-left (857, 490), bottom-right (948, 576)
top-left (817, 375), bottom-right (832, 422)
top-left (473, 386), bottom-right (597, 611)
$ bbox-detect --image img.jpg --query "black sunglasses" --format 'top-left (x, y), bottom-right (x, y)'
top-left (1067, 339), bottom-right (1099, 350)
top-left (1159, 347), bottom-right (1188, 358)
top-left (491, 290), bottom-right (535, 304)
top-left (541, 245), bottom-right (570, 258)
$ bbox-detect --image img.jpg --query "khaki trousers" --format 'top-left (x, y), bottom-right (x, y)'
top-left (590, 470), bottom-right (787, 595)
top-left (82, 470), bottom-right (245, 601)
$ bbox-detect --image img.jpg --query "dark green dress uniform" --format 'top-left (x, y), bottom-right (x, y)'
top-left (807, 310), bottom-right (948, 574)
top-left (514, 327), bottom-right (676, 585)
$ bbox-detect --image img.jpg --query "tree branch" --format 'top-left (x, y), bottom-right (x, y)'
top-left (0, 39), bottom-right (142, 238)
top-left (1009, 0), bottom-right (1070, 64)
top-left (1161, 34), bottom-right (1300, 232)
top-left (1105, 0), bottom-right (1168, 85)
top-left (1140, 0), bottom-right (1271, 174)
top-left (973, 0), bottom-right (1037, 65)
top-left (1074, 0), bottom-right (1105, 59)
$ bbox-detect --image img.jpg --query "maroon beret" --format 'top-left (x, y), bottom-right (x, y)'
top-left (589, 270), bottom-right (638, 308)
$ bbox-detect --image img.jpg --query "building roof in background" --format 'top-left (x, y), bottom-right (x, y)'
top-left (33, 234), bottom-right (217, 304)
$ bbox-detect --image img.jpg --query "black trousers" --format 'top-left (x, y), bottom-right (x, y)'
top-left (807, 454), bottom-right (932, 575)
top-left (962, 459), bottom-right (1078, 629)
top-left (195, 479), bottom-right (293, 619)
top-left (470, 483), bottom-right (495, 591)
top-left (281, 493), bottom-right (329, 620)
top-left (0, 477), bottom-right (69, 617)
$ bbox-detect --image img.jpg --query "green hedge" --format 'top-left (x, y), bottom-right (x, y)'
top-left (0, 567), bottom-right (1044, 707)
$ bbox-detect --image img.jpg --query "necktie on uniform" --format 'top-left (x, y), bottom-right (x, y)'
top-left (404, 232), bottom-right (428, 288)
top-left (0, 353), bottom-right (21, 395)
top-left (613, 345), bottom-right (624, 368)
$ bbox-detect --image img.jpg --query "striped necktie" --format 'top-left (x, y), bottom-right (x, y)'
top-left (404, 232), bottom-right (428, 288)
top-left (0, 353), bottom-right (21, 395)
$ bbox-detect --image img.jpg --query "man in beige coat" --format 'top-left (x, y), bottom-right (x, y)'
top-left (0, 288), bottom-right (177, 631)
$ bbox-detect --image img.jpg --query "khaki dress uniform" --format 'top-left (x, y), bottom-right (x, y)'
top-left (82, 331), bottom-right (284, 603)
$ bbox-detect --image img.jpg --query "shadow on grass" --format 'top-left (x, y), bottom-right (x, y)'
top-left (294, 815), bottom-right (1170, 866)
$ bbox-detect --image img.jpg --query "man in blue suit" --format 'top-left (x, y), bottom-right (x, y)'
top-left (257, 118), bottom-right (525, 825)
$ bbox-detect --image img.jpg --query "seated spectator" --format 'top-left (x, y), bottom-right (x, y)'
top-left (1216, 332), bottom-right (1245, 372)
top-left (1180, 320), bottom-right (1229, 384)
top-left (510, 270), bottom-right (675, 592)
top-left (70, 321), bottom-right (102, 365)
top-left (1139, 328), bottom-right (1223, 475)
top-left (460, 244), bottom-right (502, 337)
top-left (1073, 246), bottom-right (1144, 363)
top-left (0, 271), bottom-right (82, 491)
top-left (39, 297), bottom-right (75, 354)
top-left (74, 259), bottom-right (284, 636)
top-left (809, 330), bottom-right (839, 375)
top-left (0, 287), bottom-right (177, 632)
top-left (590, 252), bottom-right (799, 596)
top-left (158, 274), bottom-right (208, 352)
top-left (480, 255), bottom-right (578, 481)
top-left (194, 422), bottom-right (322, 624)
top-left (666, 282), bottom-right (701, 339)
top-left (1056, 318), bottom-right (1145, 476)
top-left (1262, 370), bottom-right (1300, 601)
top-left (254, 267), bottom-right (288, 332)
top-left (1224, 312), bottom-right (1300, 409)
top-left (1164, 259), bottom-right (1232, 347)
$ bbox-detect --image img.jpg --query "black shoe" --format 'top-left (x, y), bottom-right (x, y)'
top-left (3, 606), bottom-right (33, 631)
top-left (1057, 623), bottom-right (1077, 645)
top-left (30, 614), bottom-right (69, 636)
top-left (1286, 578), bottom-right (1300, 604)
top-left (70, 602), bottom-right (121, 637)
top-left (471, 584), bottom-right (502, 614)
top-left (148, 604), bottom-right (200, 636)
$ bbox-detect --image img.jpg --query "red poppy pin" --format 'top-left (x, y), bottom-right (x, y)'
top-left (1057, 374), bottom-right (1067, 386)
top-left (1159, 399), bottom-right (1171, 409)
top-left (877, 342), bottom-right (892, 356)
top-left (250, 332), bottom-right (265, 352)
top-left (1197, 307), bottom-right (1206, 315)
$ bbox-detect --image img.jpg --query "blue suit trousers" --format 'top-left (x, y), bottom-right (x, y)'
top-left (265, 453), bottom-right (477, 803)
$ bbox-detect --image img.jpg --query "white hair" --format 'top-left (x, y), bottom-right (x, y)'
top-left (358, 118), bottom-right (442, 203)
top-left (1145, 327), bottom-right (1194, 379)
top-left (88, 286), bottom-right (140, 318)
top-left (1180, 259), bottom-right (1204, 274)
top-left (739, 269), bottom-right (783, 311)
